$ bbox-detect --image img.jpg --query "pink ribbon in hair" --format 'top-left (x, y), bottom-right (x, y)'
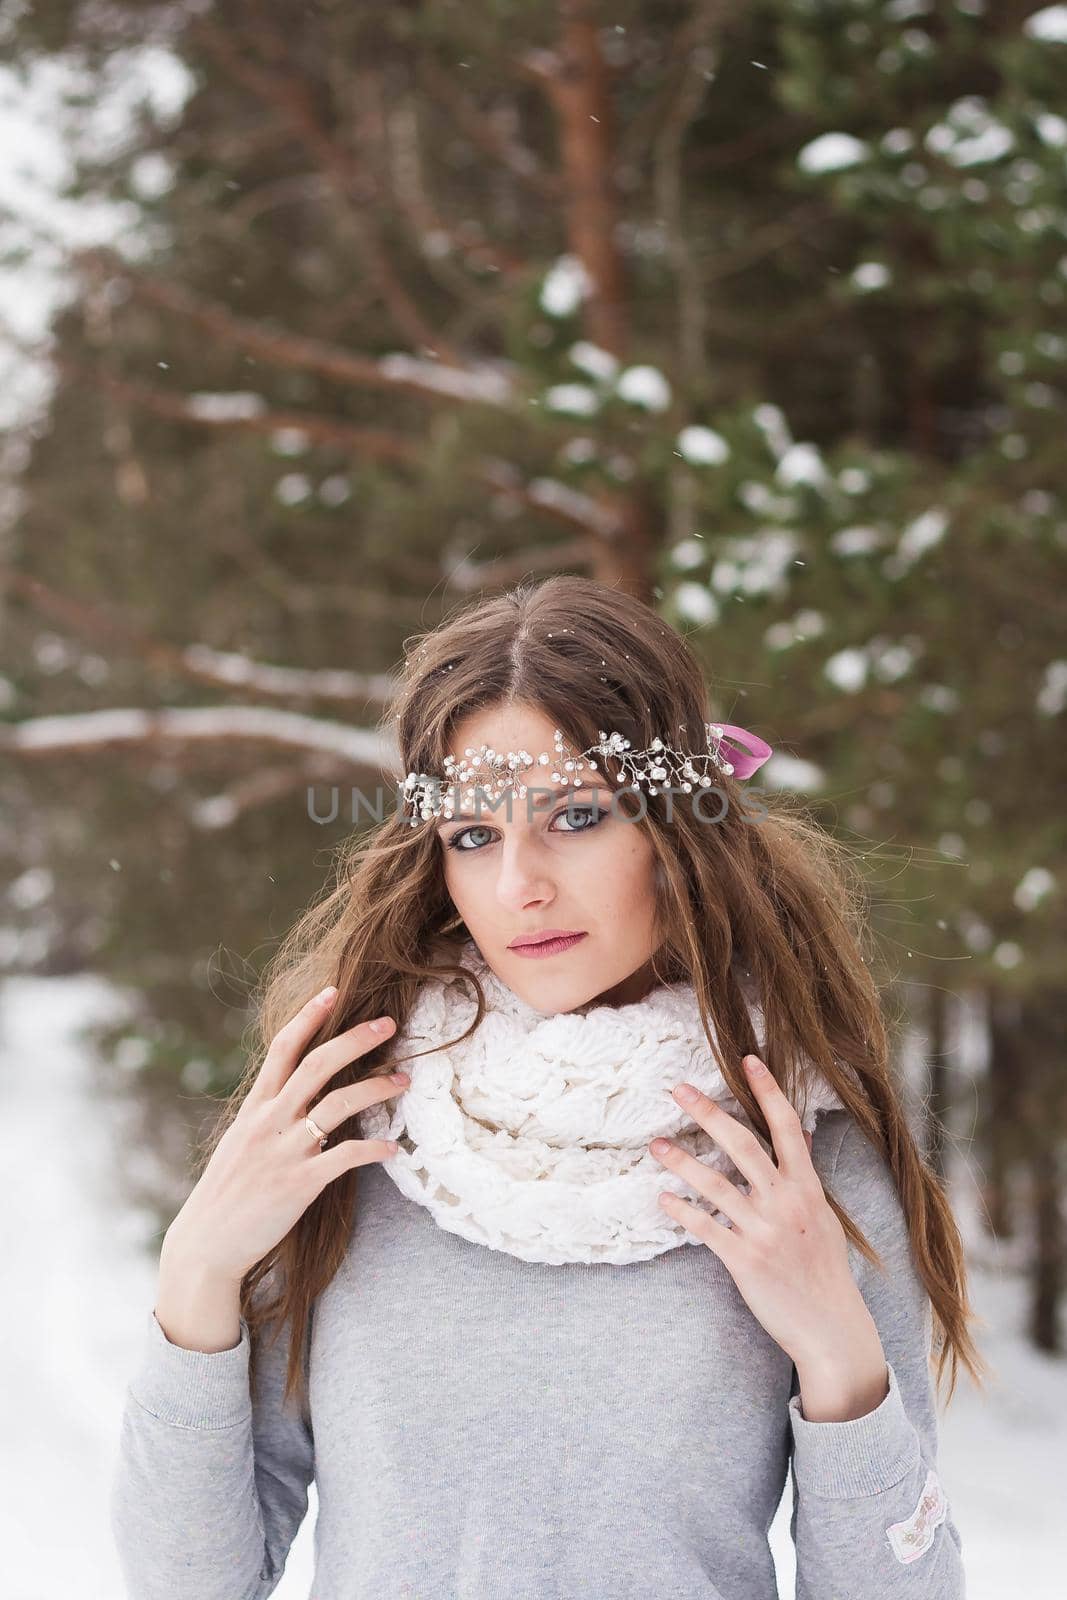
top-left (714, 722), bottom-right (773, 780)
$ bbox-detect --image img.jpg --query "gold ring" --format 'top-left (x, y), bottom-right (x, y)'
top-left (304, 1112), bottom-right (328, 1148)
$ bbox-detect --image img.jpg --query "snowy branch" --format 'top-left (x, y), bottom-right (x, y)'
top-left (179, 647), bottom-right (399, 704)
top-left (0, 331), bottom-right (628, 547)
top-left (0, 705), bottom-right (401, 770)
top-left (77, 357), bottom-right (437, 462)
top-left (189, 758), bottom-right (340, 831)
top-left (72, 250), bottom-right (516, 409)
top-left (0, 565), bottom-right (400, 705)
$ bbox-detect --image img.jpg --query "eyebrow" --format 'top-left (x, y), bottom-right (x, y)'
top-left (436, 782), bottom-right (611, 826)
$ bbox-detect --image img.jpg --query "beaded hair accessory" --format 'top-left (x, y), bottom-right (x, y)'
top-left (401, 721), bottom-right (772, 824)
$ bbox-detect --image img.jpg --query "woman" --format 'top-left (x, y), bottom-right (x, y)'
top-left (110, 575), bottom-right (985, 1599)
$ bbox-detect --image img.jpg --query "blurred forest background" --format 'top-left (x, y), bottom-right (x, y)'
top-left (1, 0), bottom-right (1065, 1398)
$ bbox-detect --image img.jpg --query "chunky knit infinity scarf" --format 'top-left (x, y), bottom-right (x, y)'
top-left (359, 938), bottom-right (845, 1265)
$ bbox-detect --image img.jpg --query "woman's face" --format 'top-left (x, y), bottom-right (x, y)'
top-left (434, 703), bottom-right (662, 1015)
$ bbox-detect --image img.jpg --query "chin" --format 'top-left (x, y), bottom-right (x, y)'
top-left (508, 971), bottom-right (592, 1014)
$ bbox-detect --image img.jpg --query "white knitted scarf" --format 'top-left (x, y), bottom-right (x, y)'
top-left (359, 937), bottom-right (845, 1265)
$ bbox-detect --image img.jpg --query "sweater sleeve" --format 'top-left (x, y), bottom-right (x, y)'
top-left (108, 1273), bottom-right (315, 1600)
top-left (786, 1114), bottom-right (966, 1597)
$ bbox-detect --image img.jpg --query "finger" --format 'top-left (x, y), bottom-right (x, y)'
top-left (252, 986), bottom-right (340, 1102)
top-left (657, 1191), bottom-right (741, 1261)
top-left (306, 1068), bottom-right (410, 1141)
top-left (277, 1015), bottom-right (397, 1115)
top-left (741, 1055), bottom-right (812, 1178)
top-left (650, 1141), bottom-right (756, 1228)
top-left (313, 1134), bottom-right (399, 1184)
top-left (671, 1082), bottom-right (778, 1193)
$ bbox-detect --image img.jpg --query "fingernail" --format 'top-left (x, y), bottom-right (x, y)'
top-left (744, 1055), bottom-right (767, 1074)
top-left (674, 1083), bottom-right (698, 1102)
top-left (317, 986), bottom-right (338, 1004)
top-left (370, 1017), bottom-right (393, 1034)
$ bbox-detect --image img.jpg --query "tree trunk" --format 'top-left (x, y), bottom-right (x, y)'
top-left (982, 986), bottom-right (1021, 1241)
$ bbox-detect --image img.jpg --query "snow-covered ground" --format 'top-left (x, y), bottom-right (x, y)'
top-left (0, 969), bottom-right (1063, 1597)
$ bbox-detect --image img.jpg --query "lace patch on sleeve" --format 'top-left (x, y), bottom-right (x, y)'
top-left (885, 1467), bottom-right (948, 1564)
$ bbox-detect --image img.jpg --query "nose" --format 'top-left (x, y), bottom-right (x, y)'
top-left (493, 832), bottom-right (556, 914)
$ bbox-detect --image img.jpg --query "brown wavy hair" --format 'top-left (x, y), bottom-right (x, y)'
top-left (198, 574), bottom-right (989, 1420)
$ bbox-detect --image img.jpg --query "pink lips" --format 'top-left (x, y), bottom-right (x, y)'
top-left (509, 932), bottom-right (588, 959)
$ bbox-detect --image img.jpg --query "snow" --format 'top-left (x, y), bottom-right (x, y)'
top-left (824, 646), bottom-right (869, 692)
top-left (1036, 660), bottom-right (1067, 716)
top-left (851, 261), bottom-right (892, 291)
top-left (738, 481), bottom-right (798, 519)
top-left (180, 645), bottom-right (397, 703)
top-left (831, 524), bottom-right (887, 556)
top-left (668, 538), bottom-right (708, 571)
top-left (789, 608), bottom-right (826, 637)
top-left (539, 254), bottom-right (593, 317)
top-left (759, 752), bottom-right (825, 792)
top-left (895, 506), bottom-right (949, 565)
top-left (1024, 5), bottom-right (1067, 43)
top-left (676, 425), bottom-right (731, 466)
top-left (925, 98), bottom-right (1015, 168)
top-left (885, 0), bottom-right (934, 19)
top-left (1014, 867), bottom-right (1056, 911)
top-left (543, 382), bottom-right (601, 417)
top-left (764, 609), bottom-right (827, 651)
top-left (615, 364), bottom-right (672, 413)
top-left (710, 532), bottom-right (800, 598)
top-left (919, 683), bottom-right (960, 713)
top-left (796, 132), bottom-right (872, 175)
top-left (0, 967), bottom-right (321, 1600)
top-left (560, 437), bottom-right (598, 465)
top-left (271, 428), bottom-right (312, 456)
top-left (3, 969), bottom-right (1063, 1595)
top-left (751, 403), bottom-right (794, 461)
top-left (775, 442), bottom-right (832, 492)
top-left (872, 639), bottom-right (921, 682)
top-left (377, 351), bottom-right (512, 405)
top-left (274, 472), bottom-right (313, 505)
top-left (671, 582), bottom-right (720, 626)
top-left (524, 477), bottom-right (621, 538)
top-left (1033, 112), bottom-right (1067, 147)
top-left (5, 865), bottom-right (54, 909)
top-left (186, 391), bottom-right (268, 421)
top-left (3, 705), bottom-right (400, 772)
top-left (318, 474), bottom-right (352, 506)
top-left (881, 127), bottom-right (916, 156)
top-left (0, 45), bottom-right (194, 430)
top-left (127, 151), bottom-right (175, 200)
top-left (567, 341), bottom-right (619, 384)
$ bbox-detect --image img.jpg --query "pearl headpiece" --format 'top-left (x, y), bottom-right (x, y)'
top-left (400, 721), bottom-right (772, 824)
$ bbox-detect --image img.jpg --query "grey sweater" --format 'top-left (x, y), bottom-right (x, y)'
top-left (109, 1109), bottom-right (966, 1598)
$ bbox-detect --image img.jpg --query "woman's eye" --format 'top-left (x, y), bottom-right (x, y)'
top-left (553, 803), bottom-right (600, 834)
top-left (447, 824), bottom-right (494, 852)
top-left (445, 803), bottom-right (602, 853)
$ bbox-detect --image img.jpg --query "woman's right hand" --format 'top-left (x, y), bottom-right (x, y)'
top-left (162, 986), bottom-right (407, 1283)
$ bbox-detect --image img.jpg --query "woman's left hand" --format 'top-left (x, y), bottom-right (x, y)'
top-left (650, 1054), bottom-right (875, 1370)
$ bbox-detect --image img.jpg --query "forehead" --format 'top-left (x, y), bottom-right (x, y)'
top-left (445, 704), bottom-right (564, 763)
